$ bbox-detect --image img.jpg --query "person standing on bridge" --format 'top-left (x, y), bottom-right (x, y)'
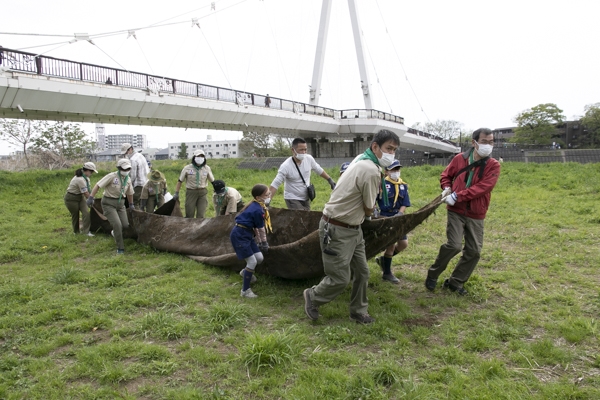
top-left (264, 94), bottom-right (271, 108)
top-left (269, 138), bottom-right (336, 211)
top-left (303, 129), bottom-right (400, 324)
top-left (424, 128), bottom-right (501, 296)
top-left (121, 143), bottom-right (150, 209)
top-left (174, 149), bottom-right (215, 218)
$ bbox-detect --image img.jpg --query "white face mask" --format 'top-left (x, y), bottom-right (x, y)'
top-left (194, 157), bottom-right (205, 165)
top-left (476, 143), bottom-right (493, 157)
top-left (120, 170), bottom-right (130, 177)
top-left (378, 151), bottom-right (395, 168)
top-left (389, 172), bottom-right (400, 181)
top-left (294, 151), bottom-right (306, 161)
top-left (259, 197), bottom-right (271, 205)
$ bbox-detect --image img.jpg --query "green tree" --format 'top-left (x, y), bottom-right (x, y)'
top-left (0, 118), bottom-right (46, 168)
top-left (271, 136), bottom-right (293, 157)
top-left (412, 119), bottom-right (463, 140)
top-left (581, 103), bottom-right (600, 147)
top-left (240, 131), bottom-right (271, 157)
top-left (178, 142), bottom-right (189, 159)
top-left (32, 121), bottom-right (95, 169)
top-left (512, 103), bottom-right (565, 145)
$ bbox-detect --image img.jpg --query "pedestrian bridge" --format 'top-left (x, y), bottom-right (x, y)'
top-left (0, 48), bottom-right (458, 153)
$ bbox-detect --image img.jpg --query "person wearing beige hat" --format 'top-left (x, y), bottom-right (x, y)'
top-left (64, 161), bottom-right (98, 236)
top-left (140, 170), bottom-right (168, 212)
top-left (174, 149), bottom-right (215, 218)
top-left (121, 142), bottom-right (150, 208)
top-left (87, 158), bottom-right (135, 254)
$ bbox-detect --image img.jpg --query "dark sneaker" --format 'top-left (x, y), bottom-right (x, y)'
top-left (303, 289), bottom-right (319, 321)
top-left (350, 313), bottom-right (375, 324)
top-left (425, 276), bottom-right (437, 291)
top-left (382, 273), bottom-right (400, 284)
top-left (443, 279), bottom-right (468, 296)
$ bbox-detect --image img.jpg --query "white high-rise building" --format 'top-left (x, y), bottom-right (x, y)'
top-left (168, 139), bottom-right (240, 159)
top-left (106, 134), bottom-right (147, 150)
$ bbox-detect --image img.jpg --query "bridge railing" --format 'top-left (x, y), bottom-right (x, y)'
top-left (0, 47), bottom-right (453, 146)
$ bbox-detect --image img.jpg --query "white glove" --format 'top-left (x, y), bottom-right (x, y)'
top-left (441, 187), bottom-right (452, 198)
top-left (444, 192), bottom-right (457, 206)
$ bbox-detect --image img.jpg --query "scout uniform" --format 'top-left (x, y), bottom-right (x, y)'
top-left (64, 162), bottom-right (97, 235)
top-left (140, 170), bottom-right (167, 212)
top-left (178, 149), bottom-right (214, 218)
top-left (212, 180), bottom-right (244, 216)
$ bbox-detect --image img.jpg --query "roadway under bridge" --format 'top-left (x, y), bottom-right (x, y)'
top-left (0, 48), bottom-right (459, 154)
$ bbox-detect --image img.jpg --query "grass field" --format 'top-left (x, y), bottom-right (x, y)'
top-left (1, 159), bottom-right (599, 399)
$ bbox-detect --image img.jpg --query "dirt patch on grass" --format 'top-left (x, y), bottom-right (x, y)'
top-left (53, 227), bottom-right (68, 233)
top-left (402, 315), bottom-right (438, 327)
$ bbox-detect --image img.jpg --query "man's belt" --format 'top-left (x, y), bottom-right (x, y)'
top-left (322, 215), bottom-right (359, 229)
top-left (235, 223), bottom-right (252, 231)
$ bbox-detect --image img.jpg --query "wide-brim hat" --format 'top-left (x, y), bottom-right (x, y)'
top-left (147, 170), bottom-right (165, 183)
top-left (117, 158), bottom-right (132, 170)
top-left (120, 143), bottom-right (133, 153)
top-left (386, 160), bottom-right (402, 170)
top-left (83, 162), bottom-right (98, 173)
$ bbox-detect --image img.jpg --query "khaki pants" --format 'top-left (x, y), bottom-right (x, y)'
top-left (64, 192), bottom-right (90, 234)
top-left (101, 197), bottom-right (129, 250)
top-left (146, 194), bottom-right (165, 212)
top-left (219, 201), bottom-right (244, 216)
top-left (310, 219), bottom-right (370, 315)
top-left (427, 210), bottom-right (484, 289)
top-left (285, 199), bottom-right (311, 211)
top-left (133, 186), bottom-right (143, 208)
top-left (185, 188), bottom-right (208, 218)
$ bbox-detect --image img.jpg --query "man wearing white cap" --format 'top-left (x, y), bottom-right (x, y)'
top-left (174, 149), bottom-right (215, 218)
top-left (64, 161), bottom-right (98, 236)
top-left (87, 159), bottom-right (135, 254)
top-left (121, 143), bottom-right (150, 208)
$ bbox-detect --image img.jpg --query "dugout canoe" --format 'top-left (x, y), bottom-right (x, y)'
top-left (131, 195), bottom-right (445, 280)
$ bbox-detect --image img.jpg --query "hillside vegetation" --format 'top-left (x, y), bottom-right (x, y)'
top-left (1, 160), bottom-right (599, 399)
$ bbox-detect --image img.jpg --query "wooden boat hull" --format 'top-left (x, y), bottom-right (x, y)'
top-left (132, 197), bottom-right (444, 279)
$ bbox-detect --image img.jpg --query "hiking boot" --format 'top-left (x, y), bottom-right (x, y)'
top-left (239, 269), bottom-right (257, 283)
top-left (116, 249), bottom-right (125, 255)
top-left (443, 279), bottom-right (468, 296)
top-left (382, 273), bottom-right (400, 284)
top-left (86, 232), bottom-right (95, 237)
top-left (350, 313), bottom-right (375, 324)
top-left (424, 276), bottom-right (437, 291)
top-left (303, 288), bottom-right (319, 321)
top-left (240, 288), bottom-right (258, 298)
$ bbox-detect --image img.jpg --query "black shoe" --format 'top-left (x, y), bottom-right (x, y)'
top-left (350, 313), bottom-right (375, 324)
top-left (303, 289), bottom-right (319, 321)
top-left (443, 279), bottom-right (468, 296)
top-left (382, 273), bottom-right (400, 284)
top-left (425, 276), bottom-right (437, 291)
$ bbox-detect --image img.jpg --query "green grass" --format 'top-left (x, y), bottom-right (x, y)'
top-left (1, 160), bottom-right (600, 399)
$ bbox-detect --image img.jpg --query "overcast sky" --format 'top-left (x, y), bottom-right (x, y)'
top-left (1, 0), bottom-right (599, 154)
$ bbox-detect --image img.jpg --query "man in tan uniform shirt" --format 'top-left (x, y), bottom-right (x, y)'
top-left (212, 180), bottom-right (244, 216)
top-left (303, 130), bottom-right (400, 324)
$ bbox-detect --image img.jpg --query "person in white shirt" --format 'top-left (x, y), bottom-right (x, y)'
top-left (121, 143), bottom-right (150, 208)
top-left (269, 138), bottom-right (336, 210)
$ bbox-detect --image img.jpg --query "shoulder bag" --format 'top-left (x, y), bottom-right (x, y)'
top-left (292, 158), bottom-right (316, 201)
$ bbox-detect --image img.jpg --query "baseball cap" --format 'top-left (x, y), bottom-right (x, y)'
top-left (212, 180), bottom-right (226, 194)
top-left (193, 149), bottom-right (205, 157)
top-left (340, 162), bottom-right (350, 174)
top-left (386, 160), bottom-right (402, 170)
top-left (117, 158), bottom-right (132, 170)
top-left (120, 143), bottom-right (133, 153)
top-left (83, 162), bottom-right (98, 173)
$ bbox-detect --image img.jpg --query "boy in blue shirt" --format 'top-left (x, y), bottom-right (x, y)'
top-left (376, 160), bottom-right (411, 283)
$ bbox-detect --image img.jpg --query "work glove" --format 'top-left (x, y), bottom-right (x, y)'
top-left (140, 199), bottom-right (147, 212)
top-left (86, 196), bottom-right (94, 207)
top-left (441, 187), bottom-right (452, 198)
top-left (258, 241), bottom-right (269, 254)
top-left (444, 192), bottom-right (458, 206)
top-left (129, 203), bottom-right (135, 211)
top-left (173, 191), bottom-right (179, 201)
top-left (327, 177), bottom-right (336, 190)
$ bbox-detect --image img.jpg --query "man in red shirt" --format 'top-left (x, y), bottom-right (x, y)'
top-left (425, 128), bottom-right (501, 295)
